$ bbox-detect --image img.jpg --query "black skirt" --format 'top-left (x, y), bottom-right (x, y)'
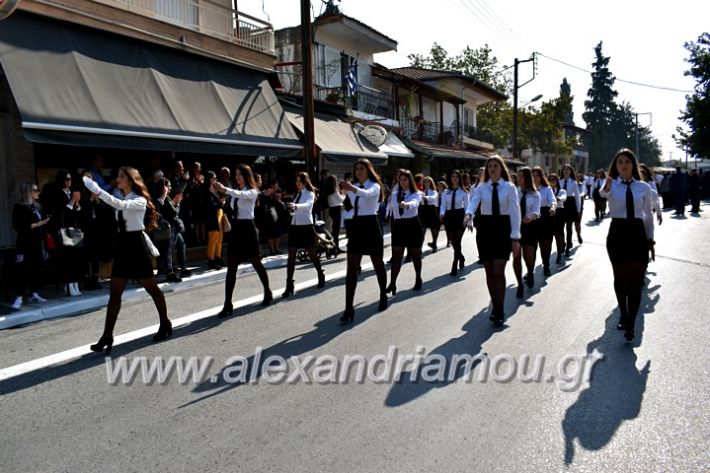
top-left (112, 231), bottom-right (154, 279)
top-left (593, 188), bottom-right (607, 203)
top-left (443, 208), bottom-right (465, 232)
top-left (347, 215), bottom-right (383, 256)
top-left (475, 215), bottom-right (512, 262)
top-left (563, 198), bottom-right (578, 222)
top-left (418, 205), bottom-right (439, 229)
top-left (392, 217), bottom-right (425, 248)
top-left (538, 206), bottom-right (555, 241)
top-left (288, 224), bottom-right (316, 249)
top-left (606, 218), bottom-right (649, 263)
top-left (228, 219), bottom-right (260, 262)
top-left (520, 219), bottom-right (540, 246)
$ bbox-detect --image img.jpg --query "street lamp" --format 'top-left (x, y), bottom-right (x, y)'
top-left (521, 94), bottom-right (543, 109)
top-left (512, 55), bottom-right (537, 160)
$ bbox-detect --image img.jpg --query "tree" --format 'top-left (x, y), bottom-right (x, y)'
top-left (560, 78), bottom-right (574, 125)
top-left (408, 43), bottom-right (457, 72)
top-left (676, 32), bottom-right (710, 160)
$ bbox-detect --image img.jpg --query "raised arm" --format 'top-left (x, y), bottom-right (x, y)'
top-left (97, 189), bottom-right (147, 211)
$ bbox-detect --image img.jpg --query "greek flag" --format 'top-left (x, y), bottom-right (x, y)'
top-left (346, 58), bottom-right (358, 96)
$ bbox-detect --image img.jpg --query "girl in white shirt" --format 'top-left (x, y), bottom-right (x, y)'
top-left (560, 164), bottom-right (582, 256)
top-left (386, 169), bottom-right (424, 295)
top-left (512, 167), bottom-right (541, 297)
top-left (439, 170), bottom-right (469, 276)
top-left (639, 164), bottom-right (663, 226)
top-left (600, 149), bottom-right (655, 342)
top-left (323, 174), bottom-right (345, 253)
top-left (592, 169), bottom-right (608, 222)
top-left (419, 176), bottom-right (440, 252)
top-left (282, 172), bottom-right (325, 298)
top-left (339, 159), bottom-right (388, 325)
top-left (464, 157), bottom-right (522, 325)
top-left (533, 167), bottom-right (556, 276)
top-left (213, 164), bottom-right (272, 317)
top-left (548, 174), bottom-right (568, 265)
top-left (83, 167), bottom-right (171, 354)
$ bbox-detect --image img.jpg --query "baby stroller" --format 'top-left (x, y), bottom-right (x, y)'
top-left (297, 220), bottom-right (338, 262)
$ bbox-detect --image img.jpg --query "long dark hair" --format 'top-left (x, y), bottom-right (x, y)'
top-left (518, 167), bottom-right (536, 192)
top-left (449, 169), bottom-right (463, 189)
top-left (236, 164), bottom-right (258, 190)
top-left (353, 158), bottom-right (384, 201)
top-left (120, 166), bottom-right (158, 232)
top-left (296, 171), bottom-right (317, 192)
top-left (323, 174), bottom-right (339, 196)
top-left (395, 169), bottom-right (418, 194)
top-left (481, 156), bottom-right (511, 182)
top-left (607, 148), bottom-right (641, 180)
top-left (54, 169), bottom-right (73, 189)
top-left (562, 164), bottom-right (577, 180)
top-left (638, 163), bottom-right (653, 183)
top-left (548, 173), bottom-right (560, 190)
top-left (532, 166), bottom-right (550, 188)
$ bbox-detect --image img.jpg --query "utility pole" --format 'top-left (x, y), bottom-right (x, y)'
top-left (512, 55), bottom-right (536, 161)
top-left (300, 0), bottom-right (317, 182)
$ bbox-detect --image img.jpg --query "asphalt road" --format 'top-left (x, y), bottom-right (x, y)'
top-left (1, 203), bottom-right (709, 473)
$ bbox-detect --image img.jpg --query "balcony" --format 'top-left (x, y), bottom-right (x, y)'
top-left (315, 86), bottom-right (395, 120)
top-left (401, 118), bottom-right (458, 145)
top-left (462, 124), bottom-right (495, 150)
top-left (94, 0), bottom-right (275, 54)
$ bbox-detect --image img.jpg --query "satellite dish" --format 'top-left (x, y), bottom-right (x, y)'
top-left (0, 0), bottom-right (22, 21)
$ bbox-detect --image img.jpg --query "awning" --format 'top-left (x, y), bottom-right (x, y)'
top-left (285, 110), bottom-right (388, 164)
top-left (379, 132), bottom-right (415, 159)
top-left (0, 12), bottom-right (301, 157)
top-left (401, 137), bottom-right (488, 162)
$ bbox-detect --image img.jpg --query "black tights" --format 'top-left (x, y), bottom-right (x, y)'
top-left (484, 260), bottom-right (507, 315)
top-left (428, 227), bottom-right (440, 247)
top-left (102, 277), bottom-right (169, 338)
top-left (539, 238), bottom-right (553, 269)
top-left (224, 256), bottom-right (270, 305)
top-left (389, 246), bottom-right (422, 288)
top-left (554, 231), bottom-right (565, 256)
top-left (345, 253), bottom-right (387, 312)
top-left (513, 242), bottom-right (538, 285)
top-left (612, 262), bottom-right (646, 330)
top-left (447, 229), bottom-right (465, 266)
top-left (286, 246), bottom-right (323, 283)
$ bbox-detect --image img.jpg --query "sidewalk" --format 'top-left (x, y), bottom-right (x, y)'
top-left (0, 230), bottom-right (393, 330)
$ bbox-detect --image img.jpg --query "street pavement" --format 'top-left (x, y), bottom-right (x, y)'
top-left (1, 202), bottom-right (709, 472)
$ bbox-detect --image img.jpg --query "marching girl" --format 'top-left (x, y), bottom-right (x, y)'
top-left (420, 176), bottom-right (440, 252)
top-left (575, 174), bottom-right (586, 244)
top-left (532, 167), bottom-right (556, 277)
top-left (213, 164), bottom-right (272, 317)
top-left (83, 168), bottom-right (171, 354)
top-left (464, 156), bottom-right (521, 325)
top-left (559, 164), bottom-right (581, 256)
top-left (323, 174), bottom-right (345, 253)
top-left (282, 172), bottom-right (326, 298)
top-left (600, 149), bottom-right (655, 342)
top-left (548, 174), bottom-right (567, 265)
top-left (439, 169), bottom-right (469, 276)
top-left (339, 159), bottom-right (388, 325)
top-left (639, 164), bottom-right (663, 226)
top-left (512, 167), bottom-right (541, 297)
top-left (592, 169), bottom-right (608, 222)
top-left (386, 169), bottom-right (424, 295)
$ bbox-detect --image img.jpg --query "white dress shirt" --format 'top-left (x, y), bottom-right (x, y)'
top-left (327, 190), bottom-right (345, 208)
top-left (224, 186), bottom-right (259, 220)
top-left (347, 180), bottom-right (381, 217)
top-left (388, 185), bottom-right (422, 220)
top-left (520, 190), bottom-right (541, 219)
top-left (466, 179), bottom-right (522, 239)
top-left (600, 177), bottom-right (655, 239)
top-left (538, 186), bottom-right (557, 210)
top-left (552, 186), bottom-right (567, 206)
top-left (422, 188), bottom-right (438, 206)
top-left (593, 178), bottom-right (605, 193)
top-left (439, 187), bottom-right (469, 217)
top-left (560, 178), bottom-right (581, 210)
top-left (647, 180), bottom-right (662, 214)
top-left (578, 182), bottom-right (586, 198)
top-left (98, 190), bottom-right (146, 232)
top-left (291, 188), bottom-right (315, 226)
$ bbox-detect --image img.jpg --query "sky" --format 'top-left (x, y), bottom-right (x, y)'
top-left (240, 0), bottom-right (709, 161)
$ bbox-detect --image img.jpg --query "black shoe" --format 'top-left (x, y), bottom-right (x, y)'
top-left (180, 268), bottom-right (193, 278)
top-left (166, 272), bottom-right (182, 283)
top-left (494, 313), bottom-right (505, 326)
top-left (217, 302), bottom-right (234, 318)
top-left (261, 289), bottom-right (273, 307)
top-left (459, 256), bottom-right (465, 270)
top-left (565, 249), bottom-right (571, 257)
top-left (386, 283), bottom-right (397, 296)
top-left (556, 254), bottom-right (562, 265)
top-left (378, 293), bottom-right (388, 312)
top-left (317, 271), bottom-right (326, 289)
top-left (282, 280), bottom-right (295, 298)
top-left (428, 242), bottom-right (437, 253)
top-left (207, 260), bottom-right (219, 270)
top-left (516, 285), bottom-right (524, 298)
top-left (544, 266), bottom-right (551, 277)
top-left (340, 308), bottom-right (354, 325)
top-left (412, 278), bottom-right (423, 291)
top-left (578, 236), bottom-right (583, 244)
top-left (450, 261), bottom-right (458, 277)
top-left (624, 330), bottom-right (635, 343)
top-left (90, 335), bottom-right (113, 354)
top-left (216, 258), bottom-right (226, 267)
top-left (476, 259), bottom-right (483, 265)
top-left (152, 322), bottom-right (173, 342)
top-left (525, 273), bottom-right (534, 288)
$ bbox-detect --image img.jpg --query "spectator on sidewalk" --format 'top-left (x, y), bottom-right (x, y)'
top-left (258, 180), bottom-right (285, 256)
top-left (189, 162), bottom-right (206, 244)
top-left (689, 169), bottom-right (701, 214)
top-left (11, 182), bottom-right (50, 310)
top-left (323, 174), bottom-right (345, 253)
top-left (80, 170), bottom-right (117, 290)
top-left (205, 171), bottom-right (225, 270)
top-left (670, 167), bottom-right (688, 216)
top-left (153, 177), bottom-right (183, 282)
top-left (660, 172), bottom-right (671, 209)
top-left (701, 169), bottom-right (710, 199)
top-left (85, 154), bottom-right (112, 191)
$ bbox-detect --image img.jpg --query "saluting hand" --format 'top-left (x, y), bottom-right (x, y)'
top-left (603, 175), bottom-right (613, 192)
top-left (213, 182), bottom-right (226, 193)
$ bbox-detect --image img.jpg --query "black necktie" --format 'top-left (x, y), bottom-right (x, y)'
top-left (295, 192), bottom-right (302, 204)
top-left (624, 181), bottom-right (634, 219)
top-left (563, 179), bottom-right (568, 191)
top-left (450, 188), bottom-right (456, 210)
top-left (117, 210), bottom-right (126, 233)
top-left (353, 183), bottom-right (362, 217)
top-left (492, 182), bottom-right (500, 216)
top-left (438, 192), bottom-right (442, 208)
top-left (520, 191), bottom-right (526, 217)
top-left (398, 188), bottom-right (404, 216)
top-left (233, 194), bottom-right (239, 219)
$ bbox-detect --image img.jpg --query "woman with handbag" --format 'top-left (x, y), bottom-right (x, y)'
top-left (11, 183), bottom-right (50, 310)
top-left (212, 164), bottom-right (272, 317)
top-left (83, 168), bottom-right (172, 354)
top-left (282, 172), bottom-right (326, 298)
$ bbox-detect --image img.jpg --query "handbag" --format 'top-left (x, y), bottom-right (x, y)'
top-left (44, 232), bottom-right (57, 252)
top-left (152, 218), bottom-right (171, 242)
top-left (221, 213), bottom-right (232, 233)
top-left (60, 227), bottom-right (85, 248)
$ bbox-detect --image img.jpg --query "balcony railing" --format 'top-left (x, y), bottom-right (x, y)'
top-left (94, 0), bottom-right (275, 54)
top-left (314, 86), bottom-right (395, 120)
top-left (402, 118), bottom-right (459, 145)
top-left (463, 124), bottom-right (494, 145)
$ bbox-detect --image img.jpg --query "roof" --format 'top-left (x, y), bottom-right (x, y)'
top-left (390, 67), bottom-right (508, 102)
top-left (370, 64), bottom-right (465, 104)
top-left (314, 13), bottom-right (398, 48)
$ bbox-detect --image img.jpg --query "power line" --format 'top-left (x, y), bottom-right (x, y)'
top-left (458, 0), bottom-right (509, 43)
top-left (474, 0), bottom-right (513, 33)
top-left (465, 0), bottom-right (507, 36)
top-left (535, 52), bottom-right (694, 94)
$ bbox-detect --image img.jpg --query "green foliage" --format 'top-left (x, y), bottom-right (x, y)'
top-left (676, 32), bottom-right (710, 160)
top-left (560, 78), bottom-right (574, 125)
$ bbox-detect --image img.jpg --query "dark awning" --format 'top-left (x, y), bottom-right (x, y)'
top-left (400, 136), bottom-right (488, 162)
top-left (0, 12), bottom-right (301, 157)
